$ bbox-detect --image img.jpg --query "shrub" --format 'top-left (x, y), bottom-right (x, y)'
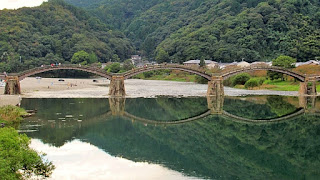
top-left (104, 63), bottom-right (121, 73)
top-left (195, 76), bottom-right (208, 84)
top-left (245, 78), bottom-right (259, 89)
top-left (143, 71), bottom-right (155, 78)
top-left (255, 77), bottom-right (266, 85)
top-left (0, 128), bottom-right (55, 179)
top-left (232, 73), bottom-right (251, 86)
top-left (223, 77), bottom-right (233, 86)
top-left (0, 105), bottom-right (28, 124)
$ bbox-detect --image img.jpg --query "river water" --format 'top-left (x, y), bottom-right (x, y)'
top-left (19, 96), bottom-right (320, 179)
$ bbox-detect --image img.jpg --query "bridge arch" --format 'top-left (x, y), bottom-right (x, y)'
top-left (222, 108), bottom-right (305, 123)
top-left (118, 64), bottom-right (212, 80)
top-left (17, 65), bottom-right (112, 81)
top-left (221, 65), bottom-right (306, 82)
top-left (121, 108), bottom-right (307, 125)
top-left (122, 110), bottom-right (212, 125)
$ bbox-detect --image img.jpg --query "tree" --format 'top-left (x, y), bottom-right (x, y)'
top-left (232, 73), bottom-right (251, 86)
top-left (199, 57), bottom-right (205, 67)
top-left (105, 62), bottom-right (121, 73)
top-left (156, 48), bottom-right (169, 63)
top-left (111, 54), bottom-right (120, 62)
top-left (195, 76), bottom-right (208, 84)
top-left (88, 52), bottom-right (98, 64)
top-left (244, 78), bottom-right (259, 89)
top-left (71, 50), bottom-right (89, 64)
top-left (123, 59), bottom-right (134, 71)
top-left (272, 55), bottom-right (296, 68)
top-left (268, 55), bottom-right (296, 80)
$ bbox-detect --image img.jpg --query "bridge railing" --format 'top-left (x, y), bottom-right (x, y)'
top-left (0, 74), bottom-right (5, 80)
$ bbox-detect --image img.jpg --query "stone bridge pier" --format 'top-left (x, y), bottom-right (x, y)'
top-left (207, 76), bottom-right (224, 96)
top-left (109, 97), bottom-right (126, 116)
top-left (299, 77), bottom-right (317, 96)
top-left (207, 95), bottom-right (224, 114)
top-left (109, 76), bottom-right (126, 97)
top-left (4, 76), bottom-right (21, 95)
top-left (299, 95), bottom-right (317, 112)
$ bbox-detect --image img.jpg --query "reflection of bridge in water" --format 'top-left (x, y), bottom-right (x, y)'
top-left (108, 95), bottom-right (319, 124)
top-left (2, 64), bottom-right (319, 96)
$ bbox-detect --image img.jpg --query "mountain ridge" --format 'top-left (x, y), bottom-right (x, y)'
top-left (0, 0), bottom-right (134, 73)
top-left (65, 0), bottom-right (320, 62)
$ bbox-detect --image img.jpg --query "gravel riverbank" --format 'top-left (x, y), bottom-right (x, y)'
top-left (0, 77), bottom-right (300, 105)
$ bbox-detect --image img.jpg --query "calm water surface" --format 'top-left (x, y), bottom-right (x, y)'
top-left (19, 96), bottom-right (320, 179)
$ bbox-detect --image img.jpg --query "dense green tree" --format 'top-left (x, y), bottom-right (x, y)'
top-left (71, 50), bottom-right (89, 64)
top-left (232, 73), bottom-right (251, 86)
top-left (156, 48), bottom-right (169, 63)
top-left (268, 55), bottom-right (296, 80)
top-left (272, 55), bottom-right (296, 68)
top-left (244, 78), bottom-right (259, 89)
top-left (88, 52), bottom-right (98, 64)
top-left (105, 62), bottom-right (121, 73)
top-left (199, 58), bottom-right (205, 67)
top-left (122, 59), bottom-right (134, 71)
top-left (111, 54), bottom-right (121, 62)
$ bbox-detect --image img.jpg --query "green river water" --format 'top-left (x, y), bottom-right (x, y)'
top-left (19, 96), bottom-right (320, 179)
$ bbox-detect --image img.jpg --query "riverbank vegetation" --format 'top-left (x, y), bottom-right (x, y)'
top-left (0, 105), bottom-right (55, 179)
top-left (224, 73), bottom-right (320, 91)
top-left (0, 105), bottom-right (27, 125)
top-left (222, 56), bottom-right (320, 91)
top-left (0, 128), bottom-right (55, 179)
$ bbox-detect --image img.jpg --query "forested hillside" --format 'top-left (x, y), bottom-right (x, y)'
top-left (1, 0), bottom-right (319, 73)
top-left (66, 0), bottom-right (320, 63)
top-left (0, 0), bottom-right (134, 73)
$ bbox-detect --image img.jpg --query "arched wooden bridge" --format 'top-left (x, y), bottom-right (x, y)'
top-left (221, 65), bottom-right (306, 81)
top-left (2, 63), bottom-right (318, 96)
top-left (118, 64), bottom-right (212, 80)
top-left (17, 65), bottom-right (112, 81)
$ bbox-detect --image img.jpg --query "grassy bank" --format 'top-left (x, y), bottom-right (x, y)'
top-left (262, 80), bottom-right (300, 91)
top-left (0, 105), bottom-right (28, 125)
top-left (234, 79), bottom-right (320, 91)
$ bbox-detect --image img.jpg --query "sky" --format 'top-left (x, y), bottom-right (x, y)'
top-left (0, 0), bottom-right (48, 10)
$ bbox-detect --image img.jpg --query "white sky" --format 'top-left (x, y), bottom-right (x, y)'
top-left (0, 0), bottom-right (48, 10)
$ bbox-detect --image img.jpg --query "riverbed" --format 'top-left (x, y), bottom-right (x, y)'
top-left (0, 77), bottom-right (299, 102)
